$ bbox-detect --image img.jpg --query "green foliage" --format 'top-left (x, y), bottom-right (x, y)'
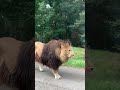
top-left (63, 47), bottom-right (85, 68)
top-left (72, 11), bottom-right (85, 47)
top-left (35, 0), bottom-right (85, 47)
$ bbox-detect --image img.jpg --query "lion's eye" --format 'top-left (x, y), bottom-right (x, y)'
top-left (69, 50), bottom-right (71, 51)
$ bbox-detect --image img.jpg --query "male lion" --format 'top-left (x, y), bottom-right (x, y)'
top-left (35, 40), bottom-right (74, 79)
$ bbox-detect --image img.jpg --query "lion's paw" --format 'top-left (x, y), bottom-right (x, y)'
top-left (39, 67), bottom-right (44, 72)
top-left (55, 75), bottom-right (61, 79)
top-left (39, 69), bottom-right (44, 72)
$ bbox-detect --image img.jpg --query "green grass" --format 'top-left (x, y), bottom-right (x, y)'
top-left (86, 49), bottom-right (120, 90)
top-left (63, 47), bottom-right (85, 68)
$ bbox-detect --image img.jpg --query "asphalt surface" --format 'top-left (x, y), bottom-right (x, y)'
top-left (35, 63), bottom-right (85, 90)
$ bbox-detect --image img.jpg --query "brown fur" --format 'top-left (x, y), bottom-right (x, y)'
top-left (40, 40), bottom-right (62, 70)
top-left (0, 37), bottom-right (35, 90)
top-left (35, 42), bottom-right (45, 62)
top-left (36, 40), bottom-right (73, 69)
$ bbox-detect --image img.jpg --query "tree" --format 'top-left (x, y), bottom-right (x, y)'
top-left (35, 0), bottom-right (85, 47)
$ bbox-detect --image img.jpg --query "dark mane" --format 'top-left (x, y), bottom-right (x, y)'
top-left (40, 39), bottom-right (71, 70)
top-left (0, 38), bottom-right (35, 90)
top-left (13, 39), bottom-right (35, 90)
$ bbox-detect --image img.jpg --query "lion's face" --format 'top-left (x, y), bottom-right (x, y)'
top-left (59, 43), bottom-right (74, 62)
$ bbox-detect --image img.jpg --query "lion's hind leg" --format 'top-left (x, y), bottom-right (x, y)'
top-left (39, 63), bottom-right (44, 72)
top-left (52, 69), bottom-right (61, 79)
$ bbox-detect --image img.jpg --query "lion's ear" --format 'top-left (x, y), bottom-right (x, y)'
top-left (60, 44), bottom-right (64, 49)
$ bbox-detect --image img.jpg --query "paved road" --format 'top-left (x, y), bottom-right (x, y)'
top-left (35, 63), bottom-right (85, 90)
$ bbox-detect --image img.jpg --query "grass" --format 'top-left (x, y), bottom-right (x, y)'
top-left (86, 49), bottom-right (120, 90)
top-left (63, 47), bottom-right (85, 68)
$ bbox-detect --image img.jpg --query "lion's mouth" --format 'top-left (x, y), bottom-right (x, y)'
top-left (68, 54), bottom-right (74, 58)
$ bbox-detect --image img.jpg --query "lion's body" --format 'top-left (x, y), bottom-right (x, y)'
top-left (0, 37), bottom-right (34, 90)
top-left (35, 40), bottom-right (74, 79)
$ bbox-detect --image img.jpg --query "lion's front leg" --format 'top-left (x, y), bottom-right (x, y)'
top-left (52, 69), bottom-right (61, 79)
top-left (39, 63), bottom-right (44, 72)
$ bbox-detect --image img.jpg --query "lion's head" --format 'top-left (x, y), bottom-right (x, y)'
top-left (58, 40), bottom-right (74, 62)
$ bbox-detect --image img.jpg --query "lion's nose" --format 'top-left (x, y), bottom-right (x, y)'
top-left (72, 53), bottom-right (75, 57)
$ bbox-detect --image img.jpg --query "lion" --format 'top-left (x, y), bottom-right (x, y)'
top-left (35, 40), bottom-right (74, 79)
top-left (0, 37), bottom-right (34, 90)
